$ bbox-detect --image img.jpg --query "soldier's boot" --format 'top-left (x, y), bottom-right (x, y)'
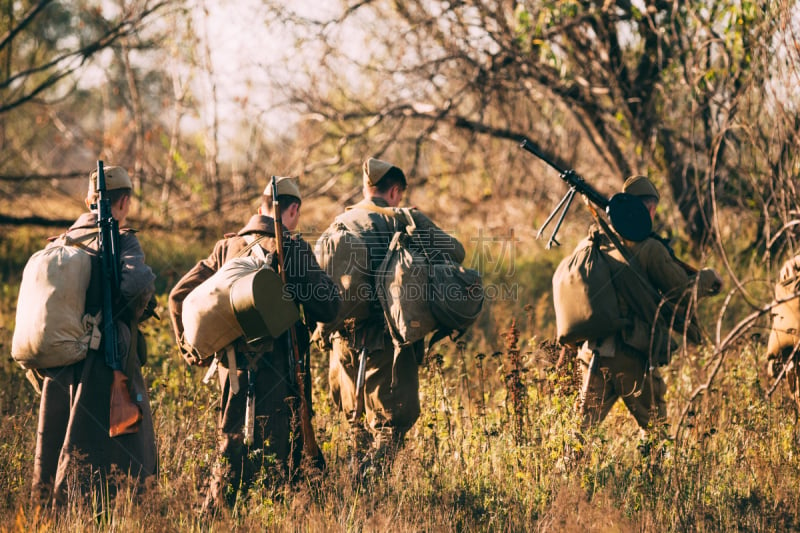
top-left (201, 464), bottom-right (227, 518)
top-left (636, 427), bottom-right (672, 465)
top-left (201, 445), bottom-right (242, 517)
top-left (348, 425), bottom-right (373, 482)
top-left (370, 426), bottom-right (405, 477)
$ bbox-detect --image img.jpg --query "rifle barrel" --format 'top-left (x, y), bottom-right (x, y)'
top-left (270, 176), bottom-right (325, 466)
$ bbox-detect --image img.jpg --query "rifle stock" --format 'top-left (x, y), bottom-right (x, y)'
top-left (95, 160), bottom-right (141, 437)
top-left (350, 342), bottom-right (368, 424)
top-left (271, 176), bottom-right (325, 470)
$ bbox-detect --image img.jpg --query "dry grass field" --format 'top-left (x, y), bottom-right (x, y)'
top-left (0, 219), bottom-right (798, 532)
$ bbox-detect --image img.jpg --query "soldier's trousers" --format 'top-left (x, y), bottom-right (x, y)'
top-left (328, 335), bottom-right (421, 443)
top-left (577, 340), bottom-right (667, 432)
top-left (768, 347), bottom-right (800, 412)
top-left (205, 352), bottom-right (300, 511)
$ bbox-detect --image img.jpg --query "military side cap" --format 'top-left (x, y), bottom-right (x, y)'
top-left (262, 176), bottom-right (302, 201)
top-left (622, 175), bottom-right (660, 201)
top-left (89, 166), bottom-right (132, 195)
top-left (363, 157), bottom-right (397, 186)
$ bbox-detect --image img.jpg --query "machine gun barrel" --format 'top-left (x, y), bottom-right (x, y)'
top-left (520, 139), bottom-right (608, 208)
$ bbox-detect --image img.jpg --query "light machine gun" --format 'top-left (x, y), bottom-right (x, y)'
top-left (519, 139), bottom-right (652, 247)
top-left (520, 140), bottom-right (713, 343)
top-left (519, 139), bottom-right (701, 278)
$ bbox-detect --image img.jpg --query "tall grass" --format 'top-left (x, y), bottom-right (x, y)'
top-left (1, 226), bottom-right (799, 531)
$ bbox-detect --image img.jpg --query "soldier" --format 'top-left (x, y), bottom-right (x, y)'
top-left (168, 176), bottom-right (339, 513)
top-left (574, 175), bottom-right (722, 436)
top-left (766, 255), bottom-right (800, 410)
top-left (323, 157), bottom-right (465, 476)
top-left (30, 166), bottom-right (157, 507)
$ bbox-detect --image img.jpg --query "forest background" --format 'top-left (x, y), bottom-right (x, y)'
top-left (2, 1), bottom-right (800, 531)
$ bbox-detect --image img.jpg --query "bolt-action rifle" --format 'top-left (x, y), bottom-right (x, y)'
top-left (95, 160), bottom-right (142, 438)
top-left (271, 176), bottom-right (326, 470)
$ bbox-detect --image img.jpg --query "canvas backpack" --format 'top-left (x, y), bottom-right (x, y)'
top-left (11, 231), bottom-right (102, 369)
top-left (553, 221), bottom-right (681, 362)
top-left (377, 219), bottom-right (439, 345)
top-left (314, 218), bottom-right (373, 338)
top-left (376, 207), bottom-right (484, 347)
top-left (552, 230), bottom-right (627, 347)
top-left (600, 235), bottom-right (675, 364)
top-left (181, 235), bottom-right (299, 361)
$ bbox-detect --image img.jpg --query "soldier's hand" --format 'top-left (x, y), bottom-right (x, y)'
top-left (179, 336), bottom-right (211, 367)
top-left (142, 296), bottom-right (160, 321)
top-left (768, 358), bottom-right (779, 379)
top-left (710, 272), bottom-right (723, 295)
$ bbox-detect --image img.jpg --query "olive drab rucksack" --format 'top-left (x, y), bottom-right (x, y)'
top-left (552, 230), bottom-right (627, 346)
top-left (315, 203), bottom-right (483, 348)
top-left (377, 215), bottom-right (439, 345)
top-left (427, 256), bottom-right (484, 333)
top-left (314, 218), bottom-right (373, 338)
top-left (555, 221), bottom-right (676, 363)
top-left (11, 231), bottom-right (102, 369)
top-left (376, 207), bottom-right (484, 347)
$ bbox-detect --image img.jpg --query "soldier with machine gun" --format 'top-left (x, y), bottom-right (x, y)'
top-left (521, 140), bottom-right (722, 441)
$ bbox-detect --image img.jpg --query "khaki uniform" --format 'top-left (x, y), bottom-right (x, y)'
top-left (326, 197), bottom-right (465, 456)
top-left (766, 256), bottom-right (800, 408)
top-left (168, 214), bottom-right (339, 509)
top-left (31, 212), bottom-right (157, 506)
top-left (576, 234), bottom-right (719, 431)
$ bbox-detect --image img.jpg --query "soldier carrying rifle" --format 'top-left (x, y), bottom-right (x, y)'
top-left (17, 164), bottom-right (158, 507)
top-left (169, 176), bottom-right (339, 514)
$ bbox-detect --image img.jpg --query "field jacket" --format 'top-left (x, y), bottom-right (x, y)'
top-left (169, 214), bottom-right (340, 364)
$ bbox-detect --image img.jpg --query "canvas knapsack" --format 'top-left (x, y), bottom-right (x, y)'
top-left (11, 231), bottom-right (102, 369)
top-left (314, 219), bottom-right (373, 338)
top-left (428, 258), bottom-right (484, 333)
top-left (377, 207), bottom-right (484, 346)
top-left (552, 231), bottom-right (627, 346)
top-left (181, 235), bottom-right (298, 360)
top-left (377, 223), bottom-right (439, 345)
top-left (585, 217), bottom-right (680, 364)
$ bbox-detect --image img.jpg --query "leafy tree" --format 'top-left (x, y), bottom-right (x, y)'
top-left (262, 0), bottom-right (798, 251)
top-left (0, 1), bottom-right (171, 115)
top-left (0, 1), bottom-right (205, 224)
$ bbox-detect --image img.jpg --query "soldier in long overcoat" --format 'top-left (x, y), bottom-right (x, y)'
top-left (169, 177), bottom-right (339, 512)
top-left (30, 166), bottom-right (157, 507)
